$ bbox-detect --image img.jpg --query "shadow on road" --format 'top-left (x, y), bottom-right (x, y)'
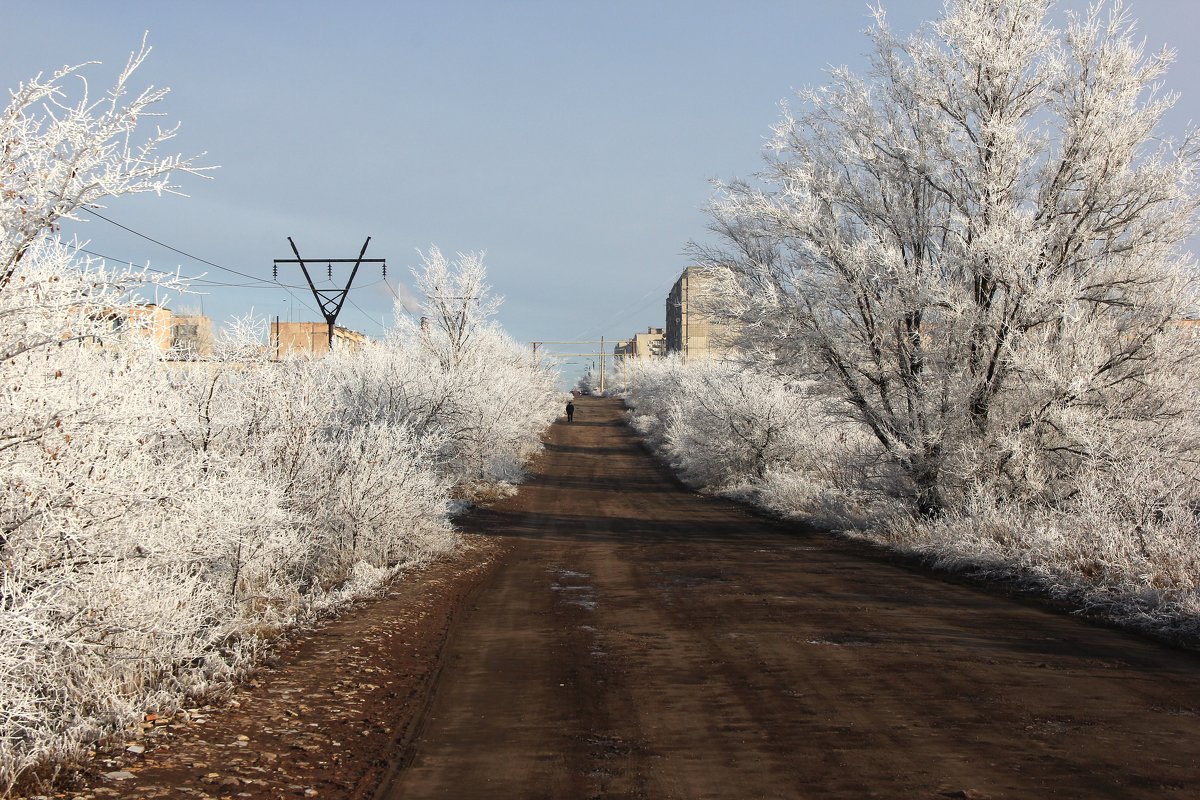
top-left (464, 507), bottom-right (765, 546)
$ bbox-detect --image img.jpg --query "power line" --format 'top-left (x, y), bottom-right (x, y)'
top-left (347, 297), bottom-right (386, 334)
top-left (77, 245), bottom-right (375, 324)
top-left (73, 238), bottom-right (322, 323)
top-left (75, 246), bottom-right (305, 289)
top-left (572, 272), bottom-right (677, 342)
top-left (80, 207), bottom-right (272, 285)
top-left (79, 242), bottom-right (320, 325)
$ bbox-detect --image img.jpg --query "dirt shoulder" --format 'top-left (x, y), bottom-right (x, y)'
top-left (21, 533), bottom-right (510, 800)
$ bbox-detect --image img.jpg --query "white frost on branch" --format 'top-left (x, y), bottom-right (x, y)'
top-left (0, 47), bottom-right (560, 793)
top-left (697, 0), bottom-right (1200, 515)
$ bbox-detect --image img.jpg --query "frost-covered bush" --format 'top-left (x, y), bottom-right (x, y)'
top-left (1, 301), bottom-right (448, 792)
top-left (385, 247), bottom-right (561, 492)
top-left (575, 367), bottom-right (604, 396)
top-left (625, 358), bottom-right (890, 520)
top-left (884, 466), bottom-right (1200, 639)
top-left (1, 273), bottom-right (553, 794)
top-left (629, 352), bottom-right (1200, 635)
top-left (629, 351), bottom-right (1200, 637)
top-left (1, 45), bottom-right (209, 789)
top-left (0, 50), bottom-right (558, 793)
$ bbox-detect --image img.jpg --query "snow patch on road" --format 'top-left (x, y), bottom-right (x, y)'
top-left (549, 568), bottom-right (597, 610)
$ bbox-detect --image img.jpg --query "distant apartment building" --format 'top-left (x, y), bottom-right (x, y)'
top-left (613, 338), bottom-right (635, 359)
top-left (169, 314), bottom-right (215, 358)
top-left (665, 267), bottom-right (737, 360)
top-left (93, 304), bottom-right (214, 358)
top-left (103, 304), bottom-right (173, 349)
top-left (613, 327), bottom-right (665, 360)
top-left (270, 321), bottom-right (367, 358)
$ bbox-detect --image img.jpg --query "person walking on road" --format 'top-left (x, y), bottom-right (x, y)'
top-left (566, 399), bottom-right (575, 423)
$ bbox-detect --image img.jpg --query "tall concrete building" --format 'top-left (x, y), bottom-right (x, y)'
top-left (665, 267), bottom-right (736, 360)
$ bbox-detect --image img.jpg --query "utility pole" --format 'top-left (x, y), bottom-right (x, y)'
top-left (527, 340), bottom-right (626, 393)
top-left (273, 237), bottom-right (385, 349)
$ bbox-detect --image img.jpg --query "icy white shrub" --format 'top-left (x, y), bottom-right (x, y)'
top-left (1, 269), bottom-right (553, 792)
top-left (0, 49), bottom-right (558, 792)
top-left (387, 246), bottom-right (562, 492)
top-left (1, 42), bottom-right (208, 789)
top-left (632, 352), bottom-right (1200, 638)
top-left (625, 357), bottom-right (885, 517)
top-left (575, 369), bottom-right (594, 395)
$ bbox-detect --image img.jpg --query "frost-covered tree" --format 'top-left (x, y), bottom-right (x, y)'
top-left (1, 39), bottom-right (203, 466)
top-left (389, 247), bottom-right (560, 488)
top-left (405, 246), bottom-right (503, 369)
top-left (1, 38), bottom-right (201, 289)
top-left (700, 0), bottom-right (1200, 513)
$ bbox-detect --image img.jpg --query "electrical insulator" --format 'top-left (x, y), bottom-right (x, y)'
top-left (272, 264), bottom-right (277, 280)
top-left (327, 262), bottom-right (332, 280)
top-left (382, 263), bottom-right (387, 277)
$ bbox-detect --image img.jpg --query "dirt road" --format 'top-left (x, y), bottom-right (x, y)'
top-left (377, 396), bottom-right (1200, 799)
top-left (49, 396), bottom-right (1200, 800)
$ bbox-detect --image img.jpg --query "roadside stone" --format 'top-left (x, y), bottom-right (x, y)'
top-left (102, 770), bottom-right (136, 781)
top-left (125, 744), bottom-right (145, 754)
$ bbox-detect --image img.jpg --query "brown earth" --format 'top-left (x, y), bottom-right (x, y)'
top-left (27, 535), bottom-right (512, 800)
top-left (39, 396), bottom-right (1200, 799)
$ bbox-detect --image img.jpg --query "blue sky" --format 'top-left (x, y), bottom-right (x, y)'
top-left (4, 1), bottom-right (1200, 378)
